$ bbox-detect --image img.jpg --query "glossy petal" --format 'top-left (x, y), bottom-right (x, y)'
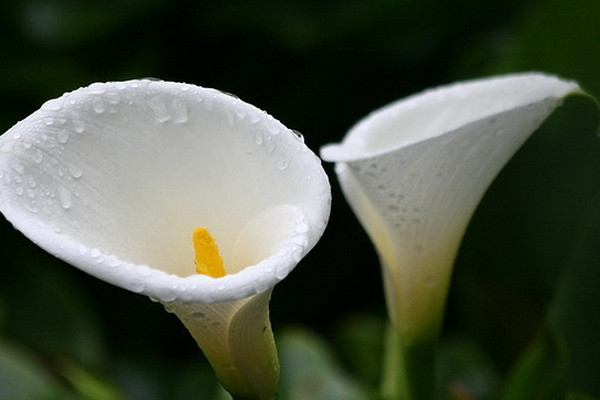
top-left (321, 73), bottom-right (582, 341)
top-left (0, 80), bottom-right (331, 399)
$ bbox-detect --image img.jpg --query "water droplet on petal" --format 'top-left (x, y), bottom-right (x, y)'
top-left (130, 281), bottom-right (145, 293)
top-left (388, 204), bottom-right (400, 214)
top-left (93, 98), bottom-right (106, 114)
top-left (148, 96), bottom-right (171, 123)
top-left (68, 164), bottom-right (83, 179)
top-left (90, 248), bottom-right (101, 258)
top-left (106, 255), bottom-right (121, 267)
top-left (41, 98), bottom-right (62, 111)
top-left (31, 149), bottom-right (44, 164)
top-left (56, 129), bottom-right (69, 144)
top-left (291, 129), bottom-right (304, 142)
top-left (276, 157), bottom-right (288, 171)
top-left (105, 88), bottom-right (121, 105)
top-left (72, 120), bottom-right (86, 133)
top-left (265, 137), bottom-right (276, 154)
top-left (58, 186), bottom-right (72, 209)
top-left (88, 83), bottom-right (107, 95)
top-left (192, 312), bottom-right (206, 319)
top-left (218, 90), bottom-right (240, 100)
top-left (171, 98), bottom-right (188, 123)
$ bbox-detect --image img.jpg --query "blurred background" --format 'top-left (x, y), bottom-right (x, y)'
top-left (0, 0), bottom-right (599, 399)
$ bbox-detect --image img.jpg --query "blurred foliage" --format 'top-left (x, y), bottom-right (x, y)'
top-left (0, 0), bottom-right (599, 399)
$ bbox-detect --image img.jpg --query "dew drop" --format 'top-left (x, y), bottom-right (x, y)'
top-left (291, 129), bottom-right (304, 142)
top-left (106, 255), bottom-right (121, 268)
top-left (295, 222), bottom-right (309, 234)
top-left (388, 204), bottom-right (400, 214)
top-left (31, 149), bottom-right (43, 164)
top-left (56, 129), bottom-right (69, 144)
top-left (254, 131), bottom-right (264, 145)
top-left (274, 264), bottom-right (289, 280)
top-left (41, 98), bottom-right (62, 111)
top-left (265, 137), bottom-right (276, 154)
top-left (218, 90), bottom-right (240, 100)
top-left (90, 248), bottom-right (101, 258)
top-left (58, 186), bottom-right (72, 209)
top-left (130, 281), bottom-right (145, 293)
top-left (43, 117), bottom-right (55, 126)
top-left (148, 96), bottom-right (170, 123)
top-left (276, 157), bottom-right (288, 171)
top-left (171, 98), bottom-right (188, 123)
top-left (105, 88), bottom-right (122, 105)
top-left (68, 164), bottom-right (83, 179)
top-left (72, 120), bottom-right (86, 133)
top-left (88, 83), bottom-right (107, 95)
top-left (192, 312), bottom-right (206, 319)
top-left (25, 202), bottom-right (39, 213)
top-left (92, 98), bottom-right (106, 114)
top-left (216, 283), bottom-right (226, 291)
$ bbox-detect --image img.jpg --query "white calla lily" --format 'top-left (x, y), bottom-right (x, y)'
top-left (0, 80), bottom-right (331, 400)
top-left (321, 73), bottom-right (584, 399)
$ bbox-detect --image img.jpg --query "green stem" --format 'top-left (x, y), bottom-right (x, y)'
top-left (381, 326), bottom-right (438, 400)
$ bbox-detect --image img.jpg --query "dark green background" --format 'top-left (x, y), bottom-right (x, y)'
top-left (0, 0), bottom-right (599, 399)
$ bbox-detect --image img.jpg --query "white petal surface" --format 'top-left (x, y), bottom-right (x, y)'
top-left (0, 80), bottom-right (331, 304)
top-left (321, 73), bottom-right (583, 340)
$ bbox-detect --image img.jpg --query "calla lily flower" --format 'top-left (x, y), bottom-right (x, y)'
top-left (321, 73), bottom-right (584, 399)
top-left (0, 80), bottom-right (331, 400)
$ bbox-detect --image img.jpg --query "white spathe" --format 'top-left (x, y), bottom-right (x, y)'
top-left (321, 73), bottom-right (582, 343)
top-left (0, 80), bottom-right (331, 400)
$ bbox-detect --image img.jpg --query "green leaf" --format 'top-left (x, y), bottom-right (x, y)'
top-left (568, 394), bottom-right (600, 400)
top-left (547, 193), bottom-right (600, 397)
top-left (0, 223), bottom-right (105, 367)
top-left (58, 358), bottom-right (122, 400)
top-left (499, 329), bottom-right (566, 400)
top-left (277, 328), bottom-right (371, 400)
top-left (0, 340), bottom-right (65, 400)
top-left (497, 0), bottom-right (600, 97)
top-left (333, 314), bottom-right (385, 389)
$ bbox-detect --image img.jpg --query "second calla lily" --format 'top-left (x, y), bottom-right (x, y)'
top-left (321, 73), bottom-right (585, 399)
top-left (0, 80), bottom-right (331, 400)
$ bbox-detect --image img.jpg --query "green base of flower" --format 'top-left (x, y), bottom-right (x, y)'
top-left (382, 327), bottom-right (437, 400)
